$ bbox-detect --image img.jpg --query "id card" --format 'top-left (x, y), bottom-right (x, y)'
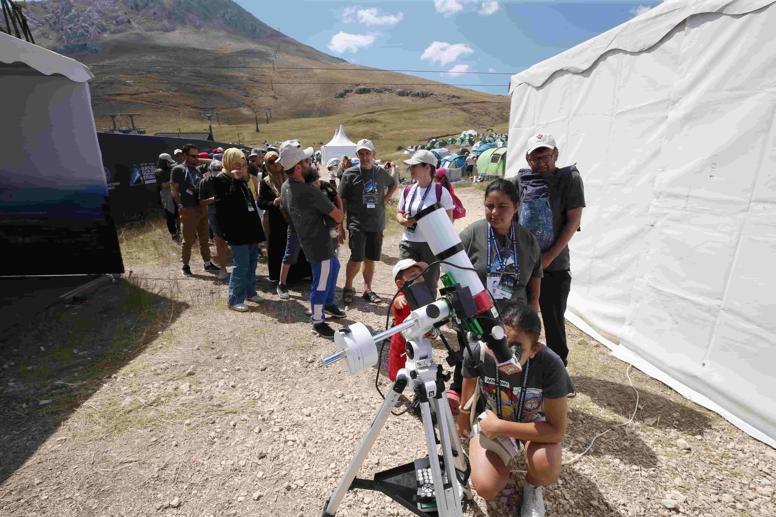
top-left (186, 188), bottom-right (194, 196)
top-left (363, 191), bottom-right (378, 209)
top-left (487, 273), bottom-right (516, 300)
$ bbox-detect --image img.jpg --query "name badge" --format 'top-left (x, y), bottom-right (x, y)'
top-left (364, 191), bottom-right (378, 209)
top-left (487, 273), bottom-right (516, 300)
top-left (186, 189), bottom-right (194, 196)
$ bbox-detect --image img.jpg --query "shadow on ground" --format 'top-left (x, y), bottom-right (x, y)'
top-left (566, 408), bottom-right (658, 468)
top-left (0, 279), bottom-right (187, 483)
top-left (573, 376), bottom-right (712, 435)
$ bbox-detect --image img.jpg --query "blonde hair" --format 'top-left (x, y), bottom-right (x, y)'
top-left (222, 147), bottom-right (246, 173)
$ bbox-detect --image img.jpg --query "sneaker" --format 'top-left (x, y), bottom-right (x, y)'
top-left (216, 269), bottom-right (229, 281)
top-left (276, 283), bottom-right (290, 300)
top-left (312, 321), bottom-right (335, 339)
top-left (325, 304), bottom-right (346, 319)
top-left (181, 264), bottom-right (192, 277)
top-left (229, 303), bottom-right (250, 313)
top-left (520, 482), bottom-right (545, 517)
top-left (204, 261), bottom-right (221, 273)
top-left (246, 295), bottom-right (263, 303)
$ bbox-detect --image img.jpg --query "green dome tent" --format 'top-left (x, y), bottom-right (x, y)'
top-left (475, 147), bottom-right (507, 178)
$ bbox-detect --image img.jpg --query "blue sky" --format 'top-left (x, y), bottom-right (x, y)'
top-left (236, 0), bottom-right (661, 94)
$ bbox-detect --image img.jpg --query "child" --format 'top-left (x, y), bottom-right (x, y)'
top-left (456, 303), bottom-right (574, 517)
top-left (387, 258), bottom-right (428, 381)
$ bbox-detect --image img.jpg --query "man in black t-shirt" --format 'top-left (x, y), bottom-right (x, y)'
top-left (337, 139), bottom-right (397, 305)
top-left (512, 133), bottom-right (585, 365)
top-left (170, 143), bottom-right (220, 277)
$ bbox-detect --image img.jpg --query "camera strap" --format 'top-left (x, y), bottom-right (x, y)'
top-left (493, 357), bottom-right (530, 422)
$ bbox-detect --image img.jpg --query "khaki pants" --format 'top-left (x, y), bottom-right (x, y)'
top-left (213, 234), bottom-right (231, 269)
top-left (180, 206), bottom-right (211, 265)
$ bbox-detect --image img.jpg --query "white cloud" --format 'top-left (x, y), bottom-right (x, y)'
top-left (630, 4), bottom-right (653, 17)
top-left (479, 1), bottom-right (499, 16)
top-left (328, 32), bottom-right (377, 54)
top-left (421, 41), bottom-right (474, 66)
top-left (351, 7), bottom-right (404, 26)
top-left (434, 0), bottom-right (464, 17)
top-left (445, 64), bottom-right (471, 77)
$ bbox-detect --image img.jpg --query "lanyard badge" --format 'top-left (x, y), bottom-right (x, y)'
top-left (486, 224), bottom-right (520, 300)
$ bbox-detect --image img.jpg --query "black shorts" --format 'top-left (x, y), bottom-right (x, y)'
top-left (348, 230), bottom-right (383, 262)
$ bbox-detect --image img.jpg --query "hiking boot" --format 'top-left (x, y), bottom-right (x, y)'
top-left (181, 264), bottom-right (192, 277)
top-left (229, 303), bottom-right (250, 313)
top-left (204, 261), bottom-right (220, 273)
top-left (520, 482), bottom-right (545, 517)
top-left (325, 304), bottom-right (346, 319)
top-left (312, 321), bottom-right (335, 339)
top-left (276, 283), bottom-right (290, 300)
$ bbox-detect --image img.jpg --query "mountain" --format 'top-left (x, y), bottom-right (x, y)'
top-left (23, 0), bottom-right (509, 145)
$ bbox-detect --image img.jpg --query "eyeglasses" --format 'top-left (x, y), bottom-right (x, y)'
top-left (528, 153), bottom-right (554, 164)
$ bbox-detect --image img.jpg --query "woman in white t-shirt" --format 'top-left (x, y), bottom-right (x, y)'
top-left (396, 149), bottom-right (454, 288)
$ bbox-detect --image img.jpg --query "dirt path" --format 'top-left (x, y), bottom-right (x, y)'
top-left (1, 185), bottom-right (774, 516)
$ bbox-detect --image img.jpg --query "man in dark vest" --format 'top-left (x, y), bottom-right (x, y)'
top-left (513, 133), bottom-right (585, 365)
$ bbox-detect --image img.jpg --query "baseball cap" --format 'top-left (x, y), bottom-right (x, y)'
top-left (525, 133), bottom-right (557, 155)
top-left (209, 160), bottom-right (223, 172)
top-left (198, 152), bottom-right (209, 158)
top-left (158, 153), bottom-right (174, 165)
top-left (392, 258), bottom-right (423, 280)
top-left (279, 140), bottom-right (314, 170)
top-left (326, 158), bottom-right (339, 169)
top-left (265, 150), bottom-right (280, 163)
top-left (404, 149), bottom-right (438, 167)
top-left (356, 139), bottom-right (375, 152)
top-left (173, 148), bottom-right (183, 156)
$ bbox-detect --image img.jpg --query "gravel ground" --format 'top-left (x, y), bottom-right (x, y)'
top-left (1, 185), bottom-right (774, 517)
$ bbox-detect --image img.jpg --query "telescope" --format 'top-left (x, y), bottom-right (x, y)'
top-left (321, 203), bottom-right (521, 517)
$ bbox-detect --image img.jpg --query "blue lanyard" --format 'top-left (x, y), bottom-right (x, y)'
top-left (487, 223), bottom-right (519, 274)
top-left (407, 182), bottom-right (433, 217)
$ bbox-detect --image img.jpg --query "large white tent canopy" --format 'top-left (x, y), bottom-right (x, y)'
top-left (320, 125), bottom-right (357, 167)
top-left (507, 0), bottom-right (776, 447)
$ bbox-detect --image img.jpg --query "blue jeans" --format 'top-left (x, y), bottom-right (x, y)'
top-left (310, 255), bottom-right (340, 323)
top-left (228, 243), bottom-right (259, 306)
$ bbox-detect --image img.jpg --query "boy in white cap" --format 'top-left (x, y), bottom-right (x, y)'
top-left (387, 258), bottom-right (428, 381)
top-left (279, 140), bottom-right (346, 338)
top-left (338, 138), bottom-right (397, 306)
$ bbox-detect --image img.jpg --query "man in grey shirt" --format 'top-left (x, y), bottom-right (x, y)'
top-left (337, 138), bottom-right (397, 305)
top-left (279, 140), bottom-right (345, 338)
top-left (513, 133), bottom-right (585, 365)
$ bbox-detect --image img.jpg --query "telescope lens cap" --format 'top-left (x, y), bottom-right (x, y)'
top-left (425, 304), bottom-right (441, 319)
top-left (491, 325), bottom-right (505, 340)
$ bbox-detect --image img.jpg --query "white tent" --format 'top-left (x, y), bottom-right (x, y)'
top-left (1, 31), bottom-right (122, 275)
top-left (507, 0), bottom-right (776, 447)
top-left (320, 125), bottom-right (356, 167)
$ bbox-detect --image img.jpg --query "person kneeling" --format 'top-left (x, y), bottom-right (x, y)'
top-left (456, 303), bottom-right (574, 517)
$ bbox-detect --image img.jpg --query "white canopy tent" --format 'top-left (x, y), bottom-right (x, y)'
top-left (320, 125), bottom-right (357, 167)
top-left (507, 0), bottom-right (776, 447)
top-left (1, 31), bottom-right (122, 275)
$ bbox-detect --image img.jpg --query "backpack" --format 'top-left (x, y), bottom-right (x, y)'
top-left (451, 191), bottom-right (466, 220)
top-left (516, 166), bottom-right (576, 252)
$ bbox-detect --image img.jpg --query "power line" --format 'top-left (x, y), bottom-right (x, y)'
top-left (89, 63), bottom-right (515, 76)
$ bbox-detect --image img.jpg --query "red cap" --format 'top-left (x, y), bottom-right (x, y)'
top-left (198, 152), bottom-right (209, 158)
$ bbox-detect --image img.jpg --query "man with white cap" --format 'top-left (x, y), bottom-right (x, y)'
top-left (513, 133), bottom-right (585, 365)
top-left (173, 148), bottom-right (184, 165)
top-left (279, 140), bottom-right (345, 338)
top-left (338, 138), bottom-right (397, 306)
top-left (155, 152), bottom-right (180, 241)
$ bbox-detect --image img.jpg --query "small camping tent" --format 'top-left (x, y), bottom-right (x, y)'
top-left (440, 154), bottom-right (467, 181)
top-left (506, 0), bottom-right (776, 446)
top-left (475, 147), bottom-right (507, 178)
top-left (320, 125), bottom-right (356, 167)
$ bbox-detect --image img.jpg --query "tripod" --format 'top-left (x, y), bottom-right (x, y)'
top-left (322, 334), bottom-right (470, 516)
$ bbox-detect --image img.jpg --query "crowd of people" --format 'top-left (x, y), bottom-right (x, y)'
top-left (153, 131), bottom-right (585, 516)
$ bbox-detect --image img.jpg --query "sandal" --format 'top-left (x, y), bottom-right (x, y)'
top-left (342, 287), bottom-right (355, 306)
top-left (362, 290), bottom-right (382, 303)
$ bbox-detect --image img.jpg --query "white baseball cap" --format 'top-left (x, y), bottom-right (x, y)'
top-left (392, 258), bottom-right (423, 280)
top-left (173, 148), bottom-right (183, 156)
top-left (279, 140), bottom-right (314, 170)
top-left (525, 133), bottom-right (557, 155)
top-left (356, 139), bottom-right (375, 152)
top-left (158, 153), bottom-right (174, 164)
top-left (403, 149), bottom-right (438, 167)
